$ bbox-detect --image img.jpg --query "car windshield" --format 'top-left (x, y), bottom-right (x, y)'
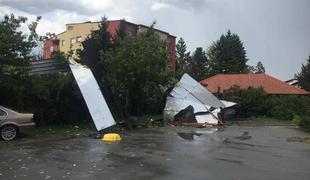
top-left (0, 108), bottom-right (7, 116)
top-left (0, 106), bottom-right (18, 114)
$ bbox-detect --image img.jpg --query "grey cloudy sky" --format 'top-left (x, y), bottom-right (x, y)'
top-left (1, 0), bottom-right (309, 80)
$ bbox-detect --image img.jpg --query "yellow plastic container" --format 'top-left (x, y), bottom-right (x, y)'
top-left (102, 133), bottom-right (122, 142)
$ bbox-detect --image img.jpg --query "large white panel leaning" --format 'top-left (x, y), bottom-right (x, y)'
top-left (69, 60), bottom-right (116, 131)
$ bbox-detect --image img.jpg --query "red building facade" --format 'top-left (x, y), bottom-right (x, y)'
top-left (43, 39), bottom-right (59, 59)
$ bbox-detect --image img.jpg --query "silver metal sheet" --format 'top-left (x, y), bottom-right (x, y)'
top-left (163, 74), bottom-right (234, 124)
top-left (195, 106), bottom-right (222, 124)
top-left (171, 74), bottom-right (225, 108)
top-left (69, 60), bottom-right (116, 131)
top-left (163, 96), bottom-right (219, 124)
top-left (221, 100), bottom-right (237, 108)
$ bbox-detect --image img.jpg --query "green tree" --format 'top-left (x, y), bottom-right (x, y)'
top-left (0, 14), bottom-right (38, 75)
top-left (188, 47), bottom-right (209, 81)
top-left (80, 16), bottom-right (112, 81)
top-left (0, 14), bottom-right (90, 126)
top-left (246, 65), bottom-right (256, 74)
top-left (90, 16), bottom-right (111, 51)
top-left (51, 51), bottom-right (69, 68)
top-left (115, 19), bottom-right (127, 42)
top-left (176, 38), bottom-right (190, 78)
top-left (256, 61), bottom-right (265, 73)
top-left (100, 23), bottom-right (172, 117)
top-left (0, 14), bottom-right (41, 109)
top-left (207, 30), bottom-right (248, 75)
top-left (296, 55), bottom-right (310, 91)
top-left (223, 86), bottom-right (269, 117)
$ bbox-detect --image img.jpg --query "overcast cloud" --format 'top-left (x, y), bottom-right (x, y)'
top-left (1, 0), bottom-right (309, 80)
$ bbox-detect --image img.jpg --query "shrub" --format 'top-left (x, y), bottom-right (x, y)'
top-left (223, 86), bottom-right (269, 117)
top-left (267, 95), bottom-right (310, 120)
top-left (223, 86), bottom-right (310, 120)
top-left (0, 73), bottom-right (91, 126)
top-left (293, 116), bottom-right (310, 132)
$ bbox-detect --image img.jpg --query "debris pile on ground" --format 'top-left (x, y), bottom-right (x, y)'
top-left (163, 74), bottom-right (236, 126)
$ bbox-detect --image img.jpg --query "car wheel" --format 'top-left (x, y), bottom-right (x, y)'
top-left (0, 125), bottom-right (18, 141)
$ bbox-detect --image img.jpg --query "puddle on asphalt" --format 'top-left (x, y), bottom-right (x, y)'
top-left (223, 138), bottom-right (255, 147)
top-left (177, 128), bottom-right (218, 140)
top-left (286, 137), bottom-right (310, 143)
top-left (223, 138), bottom-right (270, 149)
top-left (215, 158), bottom-right (243, 164)
top-left (136, 129), bottom-right (165, 135)
top-left (105, 152), bottom-right (143, 163)
top-left (177, 132), bottom-right (202, 140)
top-left (234, 131), bottom-right (252, 140)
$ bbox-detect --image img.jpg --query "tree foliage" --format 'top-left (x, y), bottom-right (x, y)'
top-left (80, 16), bottom-right (112, 81)
top-left (0, 73), bottom-right (91, 126)
top-left (223, 86), bottom-right (310, 119)
top-left (0, 14), bottom-right (90, 126)
top-left (255, 61), bottom-right (265, 73)
top-left (80, 20), bottom-right (173, 118)
top-left (0, 14), bottom-right (37, 75)
top-left (100, 24), bottom-right (172, 117)
top-left (296, 55), bottom-right (310, 91)
top-left (246, 61), bottom-right (266, 74)
top-left (175, 38), bottom-right (190, 79)
top-left (207, 30), bottom-right (248, 75)
top-left (91, 17), bottom-right (112, 51)
top-left (188, 47), bottom-right (209, 81)
top-left (223, 86), bottom-right (269, 117)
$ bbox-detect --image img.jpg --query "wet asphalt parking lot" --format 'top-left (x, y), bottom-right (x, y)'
top-left (0, 125), bottom-right (310, 180)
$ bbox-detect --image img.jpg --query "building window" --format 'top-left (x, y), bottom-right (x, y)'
top-left (50, 46), bottom-right (54, 52)
top-left (167, 39), bottom-right (171, 46)
top-left (61, 40), bottom-right (65, 46)
top-left (127, 30), bottom-right (134, 37)
top-left (70, 37), bottom-right (76, 44)
top-left (76, 36), bottom-right (82, 42)
top-left (67, 26), bottom-right (74, 31)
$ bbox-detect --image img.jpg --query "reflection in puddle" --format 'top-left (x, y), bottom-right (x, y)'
top-left (177, 128), bottom-right (218, 140)
top-left (177, 132), bottom-right (202, 140)
top-left (287, 137), bottom-right (310, 143)
top-left (234, 131), bottom-right (252, 140)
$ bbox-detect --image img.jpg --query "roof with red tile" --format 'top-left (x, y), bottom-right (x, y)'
top-left (200, 74), bottom-right (310, 95)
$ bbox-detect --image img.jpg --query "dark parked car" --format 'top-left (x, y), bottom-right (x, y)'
top-left (0, 106), bottom-right (35, 141)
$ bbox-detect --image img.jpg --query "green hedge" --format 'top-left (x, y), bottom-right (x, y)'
top-left (222, 86), bottom-right (269, 117)
top-left (0, 73), bottom-right (91, 126)
top-left (267, 95), bottom-right (310, 120)
top-left (223, 86), bottom-right (310, 120)
top-left (293, 116), bottom-right (310, 132)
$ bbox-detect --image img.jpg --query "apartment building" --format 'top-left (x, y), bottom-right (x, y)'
top-left (43, 20), bottom-right (176, 72)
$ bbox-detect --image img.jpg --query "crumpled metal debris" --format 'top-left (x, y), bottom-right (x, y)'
top-left (164, 74), bottom-right (236, 125)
